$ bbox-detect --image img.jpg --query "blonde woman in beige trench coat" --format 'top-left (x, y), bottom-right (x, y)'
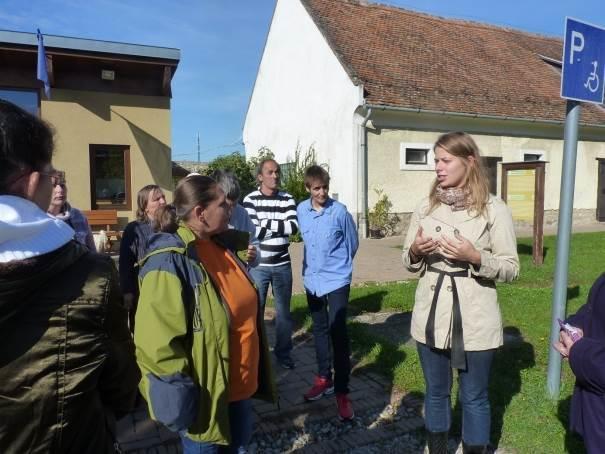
top-left (402, 132), bottom-right (519, 454)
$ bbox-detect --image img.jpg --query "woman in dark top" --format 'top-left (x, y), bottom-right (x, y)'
top-left (119, 184), bottom-right (166, 330)
top-left (554, 273), bottom-right (605, 454)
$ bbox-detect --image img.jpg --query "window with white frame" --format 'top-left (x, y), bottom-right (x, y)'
top-left (400, 143), bottom-right (435, 170)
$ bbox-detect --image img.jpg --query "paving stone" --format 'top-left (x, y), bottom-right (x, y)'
top-left (158, 425), bottom-right (179, 443)
top-left (254, 402), bottom-right (279, 415)
top-left (353, 430), bottom-right (372, 444)
top-left (296, 363), bottom-right (319, 376)
top-left (154, 446), bottom-right (181, 454)
top-left (134, 417), bottom-right (161, 439)
top-left (132, 407), bottom-right (149, 422)
top-left (366, 372), bottom-right (390, 387)
top-left (280, 379), bottom-right (310, 394)
top-left (309, 442), bottom-right (333, 454)
top-left (299, 443), bottom-right (324, 454)
top-left (121, 436), bottom-right (162, 451)
top-left (337, 437), bottom-right (357, 451)
top-left (116, 414), bottom-right (139, 443)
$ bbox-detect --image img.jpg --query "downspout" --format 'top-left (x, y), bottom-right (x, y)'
top-left (357, 107), bottom-right (372, 238)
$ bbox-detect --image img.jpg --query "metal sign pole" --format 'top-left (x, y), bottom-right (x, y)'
top-left (546, 100), bottom-right (581, 398)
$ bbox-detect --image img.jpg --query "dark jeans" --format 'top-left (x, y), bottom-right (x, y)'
top-left (250, 263), bottom-right (294, 361)
top-left (179, 399), bottom-right (253, 454)
top-left (306, 285), bottom-right (351, 394)
top-left (417, 342), bottom-right (495, 445)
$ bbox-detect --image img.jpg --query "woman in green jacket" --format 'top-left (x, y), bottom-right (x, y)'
top-left (134, 174), bottom-right (275, 453)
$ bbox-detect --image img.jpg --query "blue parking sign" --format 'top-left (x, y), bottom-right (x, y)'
top-left (561, 18), bottom-right (605, 104)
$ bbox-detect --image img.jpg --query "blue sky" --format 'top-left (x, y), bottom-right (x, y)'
top-left (1, 1), bottom-right (605, 162)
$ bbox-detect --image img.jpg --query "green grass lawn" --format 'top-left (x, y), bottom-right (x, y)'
top-left (287, 231), bottom-right (605, 453)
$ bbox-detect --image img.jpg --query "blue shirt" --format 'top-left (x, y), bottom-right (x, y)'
top-left (297, 198), bottom-right (359, 297)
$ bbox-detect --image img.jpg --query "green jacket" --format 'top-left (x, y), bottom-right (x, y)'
top-left (0, 241), bottom-right (139, 453)
top-left (134, 226), bottom-right (276, 445)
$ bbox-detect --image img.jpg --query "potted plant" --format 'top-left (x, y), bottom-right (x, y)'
top-left (368, 189), bottom-right (393, 238)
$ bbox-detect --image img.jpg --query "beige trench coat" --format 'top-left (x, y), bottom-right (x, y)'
top-left (402, 195), bottom-right (519, 351)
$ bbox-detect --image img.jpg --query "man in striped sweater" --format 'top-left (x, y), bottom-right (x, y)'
top-left (243, 158), bottom-right (298, 369)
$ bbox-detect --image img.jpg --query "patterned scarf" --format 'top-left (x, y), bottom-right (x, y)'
top-left (435, 186), bottom-right (469, 211)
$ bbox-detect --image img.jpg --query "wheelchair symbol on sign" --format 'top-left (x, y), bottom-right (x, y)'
top-left (584, 60), bottom-right (600, 93)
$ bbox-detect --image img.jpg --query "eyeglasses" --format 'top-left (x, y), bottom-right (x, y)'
top-left (39, 171), bottom-right (66, 186)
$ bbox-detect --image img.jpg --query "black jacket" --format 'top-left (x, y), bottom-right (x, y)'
top-left (119, 220), bottom-right (154, 296)
top-left (0, 241), bottom-right (140, 453)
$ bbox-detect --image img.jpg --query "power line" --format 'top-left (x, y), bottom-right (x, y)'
top-left (173, 137), bottom-right (244, 160)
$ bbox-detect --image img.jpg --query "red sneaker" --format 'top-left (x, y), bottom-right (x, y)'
top-left (336, 393), bottom-right (354, 421)
top-left (304, 376), bottom-right (334, 401)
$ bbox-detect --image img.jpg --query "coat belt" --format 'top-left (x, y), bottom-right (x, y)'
top-left (425, 265), bottom-right (472, 370)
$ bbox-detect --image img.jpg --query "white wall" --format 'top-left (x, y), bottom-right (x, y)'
top-left (367, 116), bottom-right (605, 214)
top-left (243, 0), bottom-right (361, 211)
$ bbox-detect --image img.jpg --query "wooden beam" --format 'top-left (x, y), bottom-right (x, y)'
top-left (162, 65), bottom-right (172, 97)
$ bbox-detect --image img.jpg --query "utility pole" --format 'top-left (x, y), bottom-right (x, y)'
top-left (197, 132), bottom-right (201, 164)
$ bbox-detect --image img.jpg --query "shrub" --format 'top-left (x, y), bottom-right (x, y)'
top-left (281, 143), bottom-right (318, 204)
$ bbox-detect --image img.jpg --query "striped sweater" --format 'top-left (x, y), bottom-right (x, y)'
top-left (243, 190), bottom-right (298, 267)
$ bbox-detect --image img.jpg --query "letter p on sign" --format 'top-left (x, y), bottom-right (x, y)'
top-left (570, 31), bottom-right (585, 64)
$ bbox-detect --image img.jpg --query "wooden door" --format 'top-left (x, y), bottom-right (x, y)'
top-left (483, 157), bottom-right (502, 195)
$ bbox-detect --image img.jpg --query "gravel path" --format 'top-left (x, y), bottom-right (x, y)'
top-left (250, 403), bottom-right (425, 453)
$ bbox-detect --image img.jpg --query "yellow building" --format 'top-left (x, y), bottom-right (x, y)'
top-left (0, 30), bottom-right (180, 225)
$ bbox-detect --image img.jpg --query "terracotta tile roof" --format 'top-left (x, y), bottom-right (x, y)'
top-left (300, 0), bottom-right (605, 125)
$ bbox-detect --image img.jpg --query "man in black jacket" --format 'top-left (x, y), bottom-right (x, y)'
top-left (0, 99), bottom-right (140, 453)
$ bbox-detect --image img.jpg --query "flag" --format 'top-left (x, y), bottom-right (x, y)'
top-left (36, 29), bottom-right (51, 99)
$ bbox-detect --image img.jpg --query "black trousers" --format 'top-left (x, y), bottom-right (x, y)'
top-left (306, 284), bottom-right (351, 394)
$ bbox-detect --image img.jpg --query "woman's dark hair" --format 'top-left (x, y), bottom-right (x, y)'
top-left (0, 100), bottom-right (54, 193)
top-left (136, 184), bottom-right (162, 222)
top-left (173, 174), bottom-right (220, 224)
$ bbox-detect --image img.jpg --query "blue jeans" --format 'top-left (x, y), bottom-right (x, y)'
top-left (250, 263), bottom-right (294, 361)
top-left (417, 342), bottom-right (495, 445)
top-left (306, 285), bottom-right (351, 394)
top-left (179, 399), bottom-right (253, 454)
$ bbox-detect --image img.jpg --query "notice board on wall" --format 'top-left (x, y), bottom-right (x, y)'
top-left (507, 169), bottom-right (536, 223)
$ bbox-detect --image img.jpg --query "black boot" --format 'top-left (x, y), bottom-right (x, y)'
top-left (426, 431), bottom-right (449, 454)
top-left (462, 441), bottom-right (494, 454)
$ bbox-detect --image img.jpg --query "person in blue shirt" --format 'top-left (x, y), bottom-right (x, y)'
top-left (211, 169), bottom-right (260, 268)
top-left (297, 165), bottom-right (359, 421)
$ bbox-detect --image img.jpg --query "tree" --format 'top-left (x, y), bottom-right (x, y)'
top-left (204, 152), bottom-right (256, 200)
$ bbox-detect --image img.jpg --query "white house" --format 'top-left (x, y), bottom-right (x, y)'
top-left (244, 0), bottom-right (605, 236)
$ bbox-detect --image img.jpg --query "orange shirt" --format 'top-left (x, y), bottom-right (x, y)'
top-left (196, 239), bottom-right (259, 402)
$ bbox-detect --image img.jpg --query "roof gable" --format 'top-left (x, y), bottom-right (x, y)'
top-left (301, 0), bottom-right (605, 125)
